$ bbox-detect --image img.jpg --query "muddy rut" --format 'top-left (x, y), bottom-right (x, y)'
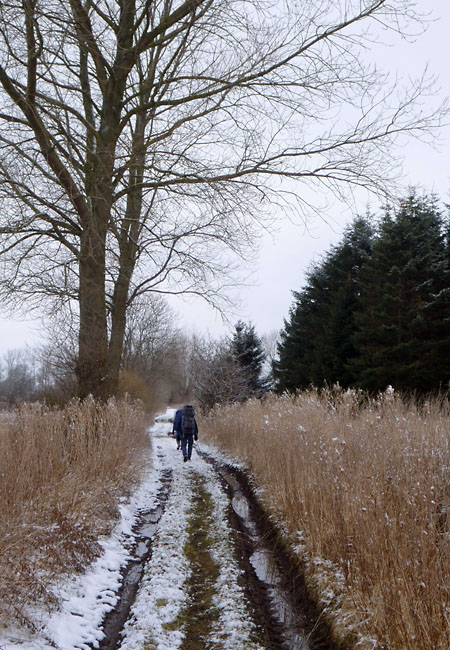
top-left (93, 467), bottom-right (173, 650)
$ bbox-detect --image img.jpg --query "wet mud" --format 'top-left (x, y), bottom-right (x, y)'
top-left (201, 453), bottom-right (352, 650)
top-left (87, 466), bottom-right (172, 650)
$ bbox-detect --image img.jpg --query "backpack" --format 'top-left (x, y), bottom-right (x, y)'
top-left (181, 405), bottom-right (195, 438)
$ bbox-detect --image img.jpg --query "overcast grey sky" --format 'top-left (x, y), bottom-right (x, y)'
top-left (0, 0), bottom-right (449, 353)
top-left (168, 0), bottom-right (450, 340)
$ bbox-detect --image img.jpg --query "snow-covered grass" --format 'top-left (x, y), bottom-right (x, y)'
top-left (0, 397), bottom-right (149, 631)
top-left (201, 388), bottom-right (450, 650)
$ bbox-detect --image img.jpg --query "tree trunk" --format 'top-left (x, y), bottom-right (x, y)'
top-left (107, 105), bottom-right (146, 395)
top-left (76, 220), bottom-right (109, 399)
top-left (107, 266), bottom-right (131, 396)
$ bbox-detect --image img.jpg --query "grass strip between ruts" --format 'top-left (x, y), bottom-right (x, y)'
top-left (163, 472), bottom-right (221, 650)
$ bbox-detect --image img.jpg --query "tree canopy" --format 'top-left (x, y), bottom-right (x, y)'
top-left (0, 0), bottom-right (443, 397)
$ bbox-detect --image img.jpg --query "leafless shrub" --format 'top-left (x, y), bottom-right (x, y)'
top-left (122, 295), bottom-right (187, 405)
top-left (192, 336), bottom-right (250, 411)
top-left (117, 369), bottom-right (162, 414)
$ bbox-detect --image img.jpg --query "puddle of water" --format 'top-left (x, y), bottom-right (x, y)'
top-left (135, 540), bottom-right (149, 558)
top-left (225, 473), bottom-right (241, 491)
top-left (250, 546), bottom-right (308, 649)
top-left (122, 564), bottom-right (143, 592)
top-left (269, 590), bottom-right (291, 623)
top-left (232, 494), bottom-right (250, 520)
top-left (249, 549), bottom-right (280, 586)
top-left (146, 510), bottom-right (162, 523)
top-left (139, 522), bottom-right (157, 538)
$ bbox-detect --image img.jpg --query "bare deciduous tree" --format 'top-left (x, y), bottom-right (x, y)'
top-left (122, 295), bottom-right (186, 404)
top-left (191, 335), bottom-right (250, 411)
top-left (0, 0), bottom-right (445, 397)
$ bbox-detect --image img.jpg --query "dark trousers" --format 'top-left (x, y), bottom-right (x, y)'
top-left (181, 435), bottom-right (194, 459)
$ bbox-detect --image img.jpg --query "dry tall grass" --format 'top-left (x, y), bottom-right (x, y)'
top-left (0, 397), bottom-right (150, 628)
top-left (201, 389), bottom-right (450, 649)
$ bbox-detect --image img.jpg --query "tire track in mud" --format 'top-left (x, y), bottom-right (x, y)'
top-left (89, 466), bottom-right (173, 650)
top-left (199, 450), bottom-right (349, 650)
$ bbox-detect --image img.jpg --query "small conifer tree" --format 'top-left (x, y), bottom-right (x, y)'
top-left (231, 321), bottom-right (266, 398)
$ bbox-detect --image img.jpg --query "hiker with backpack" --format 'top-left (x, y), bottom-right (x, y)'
top-left (173, 405), bottom-right (198, 462)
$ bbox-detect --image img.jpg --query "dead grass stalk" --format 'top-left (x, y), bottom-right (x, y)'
top-left (201, 389), bottom-right (450, 649)
top-left (0, 397), bottom-right (149, 628)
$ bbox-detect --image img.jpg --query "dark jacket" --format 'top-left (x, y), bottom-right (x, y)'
top-left (173, 407), bottom-right (198, 440)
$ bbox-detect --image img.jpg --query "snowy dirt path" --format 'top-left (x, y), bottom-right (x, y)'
top-left (119, 423), bottom-right (265, 650)
top-left (0, 412), bottom-right (314, 650)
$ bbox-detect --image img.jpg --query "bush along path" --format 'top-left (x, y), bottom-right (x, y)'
top-left (0, 413), bottom-right (338, 650)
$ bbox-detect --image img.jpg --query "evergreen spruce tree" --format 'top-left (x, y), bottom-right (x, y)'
top-left (422, 210), bottom-right (450, 389)
top-left (353, 193), bottom-right (450, 392)
top-left (274, 194), bottom-right (450, 395)
top-left (273, 217), bottom-right (374, 392)
top-left (318, 217), bottom-right (374, 385)
top-left (273, 281), bottom-right (321, 392)
top-left (231, 321), bottom-right (267, 398)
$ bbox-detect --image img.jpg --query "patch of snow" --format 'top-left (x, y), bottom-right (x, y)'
top-left (154, 409), bottom-right (177, 424)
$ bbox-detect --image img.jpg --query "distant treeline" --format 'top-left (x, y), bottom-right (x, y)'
top-left (273, 191), bottom-right (450, 394)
